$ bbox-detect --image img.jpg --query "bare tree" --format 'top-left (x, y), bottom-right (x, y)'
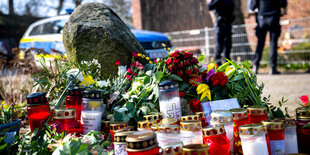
top-left (8, 0), bottom-right (14, 15)
top-left (57, 0), bottom-right (65, 15)
top-left (73, 0), bottom-right (83, 7)
top-left (103, 0), bottom-right (132, 23)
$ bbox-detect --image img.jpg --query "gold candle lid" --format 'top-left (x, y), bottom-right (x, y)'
top-left (54, 108), bottom-right (76, 119)
top-left (296, 107), bottom-right (310, 120)
top-left (137, 121), bottom-right (156, 129)
top-left (158, 125), bottom-right (180, 134)
top-left (283, 118), bottom-right (296, 127)
top-left (110, 122), bottom-right (128, 131)
top-left (161, 117), bottom-right (178, 125)
top-left (230, 108), bottom-right (248, 120)
top-left (126, 132), bottom-right (158, 152)
top-left (195, 112), bottom-right (205, 118)
top-left (180, 121), bottom-right (202, 131)
top-left (181, 115), bottom-right (200, 121)
top-left (114, 126), bottom-right (133, 134)
top-left (239, 123), bottom-right (265, 136)
top-left (159, 142), bottom-right (183, 155)
top-left (143, 115), bottom-right (160, 122)
top-left (210, 110), bottom-right (233, 125)
top-left (150, 112), bottom-right (163, 120)
top-left (261, 120), bottom-right (284, 130)
top-left (182, 144), bottom-right (209, 155)
top-left (202, 125), bottom-right (225, 137)
top-left (151, 124), bottom-right (159, 132)
top-left (114, 131), bottom-right (135, 144)
top-left (102, 121), bottom-right (110, 128)
top-left (247, 106), bottom-right (267, 116)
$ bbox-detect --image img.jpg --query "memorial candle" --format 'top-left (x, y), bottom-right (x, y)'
top-left (230, 108), bottom-right (249, 154)
top-left (283, 118), bottom-right (298, 154)
top-left (126, 132), bottom-right (159, 155)
top-left (295, 107), bottom-right (310, 154)
top-left (202, 126), bottom-right (230, 155)
top-left (262, 120), bottom-right (285, 155)
top-left (65, 87), bottom-right (84, 121)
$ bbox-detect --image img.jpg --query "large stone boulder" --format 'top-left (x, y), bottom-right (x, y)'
top-left (63, 3), bottom-right (147, 79)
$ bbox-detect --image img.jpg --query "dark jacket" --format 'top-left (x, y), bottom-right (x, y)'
top-left (250, 0), bottom-right (287, 16)
top-left (208, 0), bottom-right (235, 20)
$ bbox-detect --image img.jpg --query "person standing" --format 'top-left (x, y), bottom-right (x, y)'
top-left (251, 0), bottom-right (287, 74)
top-left (207, 0), bottom-right (235, 66)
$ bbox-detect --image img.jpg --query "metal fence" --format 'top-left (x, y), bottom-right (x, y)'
top-left (166, 17), bottom-right (310, 65)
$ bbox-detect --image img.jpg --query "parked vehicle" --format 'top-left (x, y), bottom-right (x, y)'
top-left (20, 15), bottom-right (172, 59)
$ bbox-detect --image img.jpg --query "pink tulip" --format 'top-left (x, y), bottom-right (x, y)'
top-left (299, 95), bottom-right (309, 106)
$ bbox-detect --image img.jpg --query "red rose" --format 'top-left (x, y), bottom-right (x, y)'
top-left (178, 62), bottom-right (184, 69)
top-left (168, 65), bottom-right (174, 72)
top-left (184, 61), bottom-right (191, 67)
top-left (179, 92), bottom-right (186, 97)
top-left (177, 70), bottom-right (183, 78)
top-left (127, 68), bottom-right (133, 74)
top-left (173, 59), bottom-right (180, 64)
top-left (133, 73), bottom-right (138, 77)
top-left (190, 58), bottom-right (198, 65)
top-left (132, 52), bottom-right (138, 58)
top-left (130, 63), bottom-right (135, 67)
top-left (184, 52), bottom-right (193, 59)
top-left (126, 75), bottom-right (132, 81)
top-left (189, 98), bottom-right (202, 112)
top-left (166, 58), bottom-right (173, 65)
top-left (115, 60), bottom-right (120, 66)
top-left (193, 66), bottom-right (199, 73)
top-left (185, 68), bottom-right (193, 75)
top-left (211, 72), bottom-right (228, 86)
top-left (170, 51), bottom-right (180, 58)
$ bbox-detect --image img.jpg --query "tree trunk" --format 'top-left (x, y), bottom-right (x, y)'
top-left (8, 0), bottom-right (14, 15)
top-left (57, 0), bottom-right (65, 15)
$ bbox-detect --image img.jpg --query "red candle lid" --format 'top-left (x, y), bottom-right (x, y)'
top-left (26, 92), bottom-right (48, 105)
top-left (67, 87), bottom-right (84, 97)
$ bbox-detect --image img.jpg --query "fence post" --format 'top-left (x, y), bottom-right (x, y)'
top-left (204, 27), bottom-right (210, 62)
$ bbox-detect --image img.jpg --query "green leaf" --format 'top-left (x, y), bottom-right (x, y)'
top-left (114, 111), bottom-right (122, 121)
top-left (140, 106), bottom-right (150, 115)
top-left (168, 74), bottom-right (183, 82)
top-left (144, 76), bottom-right (151, 85)
top-left (0, 143), bottom-right (7, 150)
top-left (155, 72), bottom-right (164, 82)
top-left (198, 55), bottom-right (205, 62)
top-left (126, 102), bottom-right (134, 110)
top-left (303, 122), bottom-right (310, 128)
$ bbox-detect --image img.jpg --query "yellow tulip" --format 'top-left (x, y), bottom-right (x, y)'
top-left (146, 57), bottom-right (150, 60)
top-left (80, 75), bottom-right (95, 86)
top-left (196, 84), bottom-right (211, 101)
top-left (225, 66), bottom-right (232, 73)
top-left (208, 63), bottom-right (217, 71)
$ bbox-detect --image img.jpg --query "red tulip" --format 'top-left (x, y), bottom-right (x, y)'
top-left (299, 95), bottom-right (309, 106)
top-left (127, 68), bottom-right (133, 74)
top-left (184, 52), bottom-right (193, 59)
top-left (132, 52), bottom-right (138, 58)
top-left (166, 58), bottom-right (173, 65)
top-left (190, 58), bottom-right (198, 65)
top-left (126, 75), bottom-right (132, 81)
top-left (115, 60), bottom-right (120, 66)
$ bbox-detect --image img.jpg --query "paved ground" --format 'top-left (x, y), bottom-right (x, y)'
top-left (257, 73), bottom-right (310, 116)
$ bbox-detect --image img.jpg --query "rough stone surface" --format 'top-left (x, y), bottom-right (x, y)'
top-left (63, 3), bottom-right (147, 79)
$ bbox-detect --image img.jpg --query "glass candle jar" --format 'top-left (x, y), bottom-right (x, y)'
top-left (180, 121), bottom-right (203, 144)
top-left (159, 142), bottom-right (183, 155)
top-left (262, 120), bottom-right (285, 155)
top-left (283, 118), bottom-right (298, 154)
top-left (182, 144), bottom-right (209, 155)
top-left (114, 131), bottom-right (135, 155)
top-left (295, 107), bottom-right (310, 154)
top-left (230, 108), bottom-right (249, 154)
top-left (195, 112), bottom-right (209, 127)
top-left (247, 106), bottom-right (267, 124)
top-left (26, 92), bottom-right (51, 133)
top-left (160, 117), bottom-right (179, 126)
top-left (137, 121), bottom-right (156, 131)
top-left (65, 87), bottom-right (84, 121)
top-left (239, 124), bottom-right (268, 155)
top-left (126, 132), bottom-right (159, 155)
top-left (210, 110), bottom-right (233, 153)
top-left (202, 126), bottom-right (230, 155)
top-left (156, 125), bottom-right (183, 146)
top-left (81, 90), bottom-right (104, 134)
top-left (158, 80), bottom-right (182, 119)
top-left (101, 121), bottom-right (110, 141)
top-left (110, 122), bottom-right (128, 142)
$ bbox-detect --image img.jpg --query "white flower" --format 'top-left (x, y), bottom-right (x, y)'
top-left (118, 65), bottom-right (127, 76)
top-left (97, 80), bottom-right (109, 88)
top-left (66, 69), bottom-right (83, 81)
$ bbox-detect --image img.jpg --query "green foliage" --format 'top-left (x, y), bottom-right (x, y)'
top-left (262, 95), bottom-right (290, 119)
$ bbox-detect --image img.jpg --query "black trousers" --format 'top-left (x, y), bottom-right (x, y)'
top-left (214, 19), bottom-right (232, 66)
top-left (254, 15), bottom-right (281, 69)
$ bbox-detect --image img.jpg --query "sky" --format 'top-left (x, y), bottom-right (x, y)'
top-left (0, 0), bottom-right (125, 17)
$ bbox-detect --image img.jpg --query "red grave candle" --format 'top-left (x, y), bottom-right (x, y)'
top-left (296, 107), bottom-right (310, 154)
top-left (262, 120), bottom-right (285, 155)
top-left (65, 88), bottom-right (84, 121)
top-left (230, 108), bottom-right (249, 155)
top-left (247, 106), bottom-right (268, 124)
top-left (110, 122), bottom-right (128, 142)
top-left (49, 108), bottom-right (83, 135)
top-left (126, 132), bottom-right (159, 155)
top-left (27, 92), bottom-right (51, 133)
top-left (202, 125), bottom-right (230, 155)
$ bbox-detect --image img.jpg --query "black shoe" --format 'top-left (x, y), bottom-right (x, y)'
top-left (252, 65), bottom-right (258, 74)
top-left (270, 69), bottom-right (281, 75)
